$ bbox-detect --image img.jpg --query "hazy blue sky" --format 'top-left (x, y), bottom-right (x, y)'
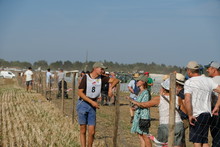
top-left (0, 0), bottom-right (219, 67)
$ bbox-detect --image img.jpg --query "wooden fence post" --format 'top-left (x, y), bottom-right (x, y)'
top-left (61, 79), bottom-right (64, 114)
top-left (168, 73), bottom-right (176, 147)
top-left (72, 72), bottom-right (77, 124)
top-left (113, 83), bottom-right (120, 147)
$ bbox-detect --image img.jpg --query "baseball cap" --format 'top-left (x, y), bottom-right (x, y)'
top-left (186, 61), bottom-right (199, 69)
top-left (135, 75), bottom-right (148, 83)
top-left (93, 62), bottom-right (107, 69)
top-left (161, 78), bottom-right (170, 90)
top-left (204, 61), bottom-right (220, 70)
top-left (144, 72), bottom-right (149, 75)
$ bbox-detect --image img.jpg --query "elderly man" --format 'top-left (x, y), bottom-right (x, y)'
top-left (77, 62), bottom-right (119, 147)
top-left (184, 61), bottom-right (220, 147)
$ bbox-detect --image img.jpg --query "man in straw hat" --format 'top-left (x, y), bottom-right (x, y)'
top-left (205, 61), bottom-right (220, 147)
top-left (128, 73), bottom-right (140, 123)
top-left (184, 61), bottom-right (220, 147)
top-left (77, 62), bottom-right (119, 147)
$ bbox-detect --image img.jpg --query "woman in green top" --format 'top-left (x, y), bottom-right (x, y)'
top-left (127, 75), bottom-right (152, 147)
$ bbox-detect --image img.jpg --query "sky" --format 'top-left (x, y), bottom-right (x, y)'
top-left (0, 0), bottom-right (220, 67)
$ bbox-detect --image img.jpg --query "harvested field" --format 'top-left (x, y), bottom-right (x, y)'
top-left (1, 78), bottom-right (197, 147)
top-left (0, 79), bottom-right (82, 147)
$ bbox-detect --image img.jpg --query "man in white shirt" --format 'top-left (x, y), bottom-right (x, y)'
top-left (46, 68), bottom-right (52, 88)
top-left (205, 61), bottom-right (220, 147)
top-left (184, 61), bottom-right (220, 147)
top-left (128, 73), bottom-right (140, 123)
top-left (24, 67), bottom-right (33, 92)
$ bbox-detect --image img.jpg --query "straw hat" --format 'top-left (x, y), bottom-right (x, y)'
top-left (133, 73), bottom-right (139, 78)
top-left (176, 73), bottom-right (185, 85)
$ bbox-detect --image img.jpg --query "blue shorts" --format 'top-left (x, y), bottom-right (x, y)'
top-left (76, 99), bottom-right (96, 126)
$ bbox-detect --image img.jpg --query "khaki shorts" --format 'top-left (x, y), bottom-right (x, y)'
top-left (157, 122), bottom-right (184, 146)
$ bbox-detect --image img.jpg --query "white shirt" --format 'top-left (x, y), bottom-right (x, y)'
top-left (46, 71), bottom-right (52, 83)
top-left (159, 95), bottom-right (182, 124)
top-left (24, 70), bottom-right (33, 81)
top-left (184, 75), bottom-right (218, 117)
top-left (128, 79), bottom-right (138, 99)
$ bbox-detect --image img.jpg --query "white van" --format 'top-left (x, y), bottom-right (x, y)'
top-left (0, 71), bottom-right (16, 79)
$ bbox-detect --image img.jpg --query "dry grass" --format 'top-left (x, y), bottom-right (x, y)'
top-left (0, 79), bottom-right (81, 147)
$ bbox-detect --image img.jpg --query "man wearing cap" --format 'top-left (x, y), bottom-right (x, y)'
top-left (77, 62), bottom-right (119, 147)
top-left (205, 61), bottom-right (220, 147)
top-left (144, 72), bottom-right (154, 100)
top-left (184, 61), bottom-right (220, 147)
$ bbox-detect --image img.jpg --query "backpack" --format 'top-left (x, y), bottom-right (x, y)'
top-left (133, 80), bottom-right (140, 95)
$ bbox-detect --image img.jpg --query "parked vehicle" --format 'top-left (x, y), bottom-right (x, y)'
top-left (0, 71), bottom-right (16, 79)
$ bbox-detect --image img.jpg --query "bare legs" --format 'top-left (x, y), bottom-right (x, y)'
top-left (80, 125), bottom-right (96, 147)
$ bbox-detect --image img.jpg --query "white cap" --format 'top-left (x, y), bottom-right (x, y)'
top-left (205, 61), bottom-right (220, 70)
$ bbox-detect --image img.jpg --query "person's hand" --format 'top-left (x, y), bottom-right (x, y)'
top-left (188, 115), bottom-right (197, 126)
top-left (126, 96), bottom-right (132, 101)
top-left (108, 88), bottom-right (113, 98)
top-left (91, 101), bottom-right (100, 109)
top-left (212, 106), bottom-right (219, 116)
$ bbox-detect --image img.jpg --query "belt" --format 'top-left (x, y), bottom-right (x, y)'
top-left (79, 97), bottom-right (98, 101)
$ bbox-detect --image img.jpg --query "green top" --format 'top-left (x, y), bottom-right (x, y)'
top-left (131, 90), bottom-right (150, 134)
top-left (147, 77), bottom-right (153, 91)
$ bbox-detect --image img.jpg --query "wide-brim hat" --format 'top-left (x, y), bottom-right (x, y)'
top-left (135, 75), bottom-right (148, 83)
top-left (133, 73), bottom-right (139, 78)
top-left (161, 78), bottom-right (170, 90)
top-left (176, 73), bottom-right (185, 85)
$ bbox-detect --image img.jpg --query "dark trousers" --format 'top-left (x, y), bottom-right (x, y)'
top-left (210, 113), bottom-right (220, 147)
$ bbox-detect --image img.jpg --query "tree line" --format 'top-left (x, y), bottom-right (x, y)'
top-left (0, 59), bottom-right (184, 74)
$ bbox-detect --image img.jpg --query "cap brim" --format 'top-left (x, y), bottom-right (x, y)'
top-left (204, 64), bottom-right (210, 68)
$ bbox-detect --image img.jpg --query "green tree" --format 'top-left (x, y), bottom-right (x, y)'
top-left (33, 60), bottom-right (48, 70)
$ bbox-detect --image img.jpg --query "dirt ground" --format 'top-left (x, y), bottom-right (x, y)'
top-left (2, 78), bottom-right (212, 147)
top-left (49, 89), bottom-right (194, 147)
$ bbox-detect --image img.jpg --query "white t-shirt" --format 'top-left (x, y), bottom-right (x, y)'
top-left (211, 76), bottom-right (220, 107)
top-left (46, 71), bottom-right (52, 83)
top-left (24, 70), bottom-right (33, 81)
top-left (128, 79), bottom-right (138, 99)
top-left (184, 75), bottom-right (218, 117)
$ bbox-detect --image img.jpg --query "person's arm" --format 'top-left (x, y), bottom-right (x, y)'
top-left (78, 89), bottom-right (100, 109)
top-left (128, 86), bottom-right (134, 93)
top-left (212, 85), bottom-right (220, 115)
top-left (178, 97), bottom-right (187, 114)
top-left (184, 93), bottom-right (196, 125)
top-left (108, 77), bottom-right (119, 97)
top-left (128, 96), bottom-right (160, 108)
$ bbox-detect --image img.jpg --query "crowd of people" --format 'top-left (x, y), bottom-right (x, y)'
top-left (20, 60), bottom-right (220, 147)
top-left (127, 61), bottom-right (220, 147)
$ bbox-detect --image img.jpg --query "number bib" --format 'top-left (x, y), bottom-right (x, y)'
top-left (86, 74), bottom-right (102, 99)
